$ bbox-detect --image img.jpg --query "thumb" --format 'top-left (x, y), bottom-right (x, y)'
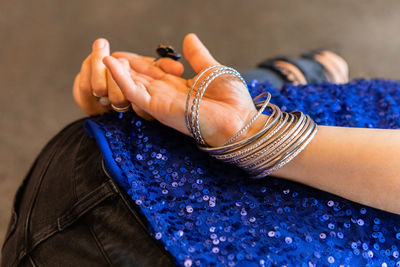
top-left (183, 33), bottom-right (219, 74)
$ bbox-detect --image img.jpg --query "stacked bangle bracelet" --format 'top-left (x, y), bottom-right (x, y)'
top-left (185, 65), bottom-right (318, 178)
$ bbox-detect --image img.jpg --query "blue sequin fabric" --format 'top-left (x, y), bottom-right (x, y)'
top-left (87, 79), bottom-right (400, 267)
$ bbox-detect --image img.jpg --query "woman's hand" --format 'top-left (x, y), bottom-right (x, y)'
top-left (73, 38), bottom-right (184, 119)
top-left (104, 33), bottom-right (263, 147)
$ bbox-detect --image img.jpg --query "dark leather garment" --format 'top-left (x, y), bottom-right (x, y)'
top-left (2, 119), bottom-right (176, 267)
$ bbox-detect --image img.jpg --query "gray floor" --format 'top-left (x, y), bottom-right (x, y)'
top-left (1, 0), bottom-right (400, 256)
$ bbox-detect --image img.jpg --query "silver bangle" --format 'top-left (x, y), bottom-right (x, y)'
top-left (234, 112), bottom-right (303, 167)
top-left (247, 114), bottom-right (311, 172)
top-left (189, 65), bottom-right (319, 178)
top-left (186, 65), bottom-right (248, 146)
top-left (198, 107), bottom-right (318, 178)
top-left (191, 67), bottom-right (230, 144)
top-left (185, 65), bottom-right (222, 136)
top-left (223, 92), bottom-right (271, 146)
top-left (193, 68), bottom-right (244, 145)
top-left (252, 122), bottom-right (318, 178)
top-left (213, 105), bottom-right (286, 161)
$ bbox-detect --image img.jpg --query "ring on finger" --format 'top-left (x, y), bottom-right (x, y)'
top-left (98, 96), bottom-right (111, 106)
top-left (152, 44), bottom-right (182, 66)
top-left (93, 95), bottom-right (111, 106)
top-left (111, 103), bottom-right (131, 113)
top-left (92, 91), bottom-right (111, 106)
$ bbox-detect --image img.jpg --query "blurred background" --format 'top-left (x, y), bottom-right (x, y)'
top-left (1, 0), bottom-right (400, 253)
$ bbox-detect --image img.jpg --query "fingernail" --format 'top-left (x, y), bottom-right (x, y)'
top-left (94, 38), bottom-right (106, 49)
top-left (191, 33), bottom-right (199, 40)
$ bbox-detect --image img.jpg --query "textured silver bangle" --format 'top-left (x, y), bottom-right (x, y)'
top-left (185, 65), bottom-right (222, 136)
top-left (247, 114), bottom-right (312, 172)
top-left (189, 66), bottom-right (247, 146)
top-left (230, 111), bottom-right (293, 161)
top-left (197, 104), bottom-right (318, 178)
top-left (213, 106), bottom-right (287, 161)
top-left (223, 92), bottom-right (271, 146)
top-left (193, 68), bottom-right (245, 145)
top-left (192, 68), bottom-right (232, 144)
top-left (266, 117), bottom-right (316, 170)
top-left (198, 94), bottom-right (281, 155)
top-left (251, 121), bottom-right (318, 178)
top-left (248, 115), bottom-right (315, 178)
top-left (238, 112), bottom-right (306, 168)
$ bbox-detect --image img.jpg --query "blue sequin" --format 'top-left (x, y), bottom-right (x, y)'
top-left (87, 79), bottom-right (400, 267)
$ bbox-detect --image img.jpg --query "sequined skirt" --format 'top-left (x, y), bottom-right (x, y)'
top-left (84, 79), bottom-right (400, 266)
top-left (3, 79), bottom-right (400, 267)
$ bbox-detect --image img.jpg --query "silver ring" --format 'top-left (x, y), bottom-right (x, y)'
top-left (111, 103), bottom-right (131, 113)
top-left (93, 92), bottom-right (111, 107)
top-left (98, 96), bottom-right (111, 106)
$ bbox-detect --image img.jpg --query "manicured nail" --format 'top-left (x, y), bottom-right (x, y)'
top-left (94, 38), bottom-right (106, 49)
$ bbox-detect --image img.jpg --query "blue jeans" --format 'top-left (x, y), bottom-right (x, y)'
top-left (1, 119), bottom-right (175, 266)
top-left (242, 57), bottom-right (326, 88)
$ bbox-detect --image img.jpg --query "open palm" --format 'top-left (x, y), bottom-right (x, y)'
top-left (104, 34), bottom-right (260, 147)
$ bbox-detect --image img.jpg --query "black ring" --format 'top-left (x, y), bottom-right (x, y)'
top-left (156, 44), bottom-right (181, 61)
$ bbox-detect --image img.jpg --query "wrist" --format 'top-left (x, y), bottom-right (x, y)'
top-left (230, 114), bottom-right (269, 145)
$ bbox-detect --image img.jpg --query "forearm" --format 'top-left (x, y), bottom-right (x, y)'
top-left (272, 122), bottom-right (400, 214)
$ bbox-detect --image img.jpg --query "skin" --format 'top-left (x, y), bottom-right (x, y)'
top-left (74, 33), bottom-right (400, 215)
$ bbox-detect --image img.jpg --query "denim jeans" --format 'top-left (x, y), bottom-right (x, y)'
top-left (1, 119), bottom-right (175, 267)
top-left (242, 57), bottom-right (326, 88)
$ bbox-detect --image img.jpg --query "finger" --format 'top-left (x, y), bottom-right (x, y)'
top-left (112, 51), bottom-right (154, 63)
top-left (127, 68), bottom-right (154, 84)
top-left (73, 73), bottom-right (110, 115)
top-left (91, 38), bottom-right (110, 97)
top-left (113, 52), bottom-right (184, 76)
top-left (182, 33), bottom-right (219, 74)
top-left (103, 56), bottom-right (151, 112)
top-left (154, 57), bottom-right (184, 76)
top-left (113, 58), bottom-right (153, 120)
top-left (112, 51), bottom-right (165, 79)
top-left (131, 73), bottom-right (151, 87)
top-left (108, 64), bottom-right (151, 118)
top-left (79, 55), bottom-right (92, 93)
top-left (107, 67), bottom-right (130, 108)
top-left (76, 55), bottom-right (110, 114)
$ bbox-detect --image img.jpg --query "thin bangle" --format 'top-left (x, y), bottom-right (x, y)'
top-left (185, 65), bottom-right (222, 135)
top-left (192, 69), bottom-right (235, 145)
top-left (249, 115), bottom-right (312, 171)
top-left (191, 67), bottom-right (227, 144)
top-left (252, 122), bottom-right (318, 178)
top-left (216, 110), bottom-right (289, 162)
top-left (223, 92), bottom-right (271, 146)
top-left (239, 112), bottom-right (306, 167)
top-left (198, 103), bottom-right (282, 154)
top-left (192, 68), bottom-right (245, 145)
